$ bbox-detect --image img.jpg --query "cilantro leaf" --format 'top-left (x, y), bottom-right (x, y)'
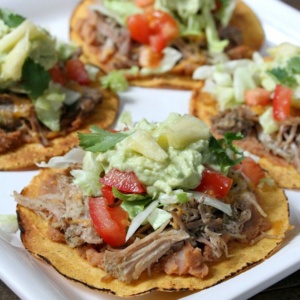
top-left (267, 68), bottom-right (297, 88)
top-left (287, 56), bottom-right (300, 74)
top-left (21, 58), bottom-right (51, 98)
top-left (0, 9), bottom-right (25, 27)
top-left (78, 126), bottom-right (129, 152)
top-left (207, 132), bottom-right (244, 172)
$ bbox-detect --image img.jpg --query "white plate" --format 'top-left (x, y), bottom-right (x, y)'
top-left (0, 0), bottom-right (300, 299)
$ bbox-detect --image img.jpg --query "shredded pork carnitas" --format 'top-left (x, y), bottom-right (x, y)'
top-left (15, 166), bottom-right (270, 283)
top-left (73, 3), bottom-right (253, 73)
top-left (211, 106), bottom-right (300, 172)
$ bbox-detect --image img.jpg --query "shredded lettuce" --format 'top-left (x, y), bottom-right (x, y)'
top-left (125, 200), bottom-right (159, 241)
top-left (147, 208), bottom-right (172, 230)
top-left (259, 107), bottom-right (279, 134)
top-left (0, 215), bottom-right (18, 233)
top-left (55, 40), bottom-right (77, 62)
top-left (100, 70), bottom-right (128, 92)
top-left (192, 191), bottom-right (233, 216)
top-left (36, 147), bottom-right (86, 168)
top-left (33, 83), bottom-right (65, 131)
top-left (71, 151), bottom-right (103, 196)
top-left (90, 0), bottom-right (142, 26)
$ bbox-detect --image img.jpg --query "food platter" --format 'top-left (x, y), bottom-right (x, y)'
top-left (0, 0), bottom-right (300, 299)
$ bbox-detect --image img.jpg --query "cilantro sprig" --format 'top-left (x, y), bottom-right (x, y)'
top-left (78, 126), bottom-right (129, 152)
top-left (21, 58), bottom-right (51, 98)
top-left (0, 9), bottom-right (25, 28)
top-left (267, 55), bottom-right (300, 88)
top-left (267, 68), bottom-right (297, 88)
top-left (207, 132), bottom-right (244, 172)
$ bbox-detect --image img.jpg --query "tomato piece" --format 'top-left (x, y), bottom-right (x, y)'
top-left (146, 10), bottom-right (179, 42)
top-left (49, 64), bottom-right (66, 85)
top-left (195, 169), bottom-right (233, 198)
top-left (135, 0), bottom-right (154, 7)
top-left (244, 88), bottom-right (271, 106)
top-left (235, 157), bottom-right (265, 186)
top-left (101, 185), bottom-right (115, 205)
top-left (149, 34), bottom-right (166, 53)
top-left (127, 10), bottom-right (178, 53)
top-left (127, 14), bottom-right (151, 44)
top-left (273, 84), bottom-right (292, 121)
top-left (100, 169), bottom-right (146, 194)
top-left (139, 45), bottom-right (163, 67)
top-left (89, 197), bottom-right (128, 247)
top-left (65, 59), bottom-right (90, 85)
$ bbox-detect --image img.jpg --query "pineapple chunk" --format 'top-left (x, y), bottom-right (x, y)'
top-left (127, 129), bottom-right (168, 162)
top-left (167, 114), bottom-right (210, 149)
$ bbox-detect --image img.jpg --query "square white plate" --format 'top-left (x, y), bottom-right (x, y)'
top-left (0, 1), bottom-right (300, 299)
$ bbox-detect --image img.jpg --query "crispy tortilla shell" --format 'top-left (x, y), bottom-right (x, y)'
top-left (17, 168), bottom-right (289, 297)
top-left (0, 88), bottom-right (118, 170)
top-left (70, 0), bottom-right (264, 90)
top-left (190, 89), bottom-right (300, 189)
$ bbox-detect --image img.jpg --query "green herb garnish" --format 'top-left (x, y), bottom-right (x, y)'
top-left (78, 125), bottom-right (129, 152)
top-left (0, 9), bottom-right (25, 28)
top-left (21, 58), bottom-right (51, 98)
top-left (267, 68), bottom-right (297, 88)
top-left (207, 132), bottom-right (244, 172)
top-left (287, 56), bottom-right (300, 74)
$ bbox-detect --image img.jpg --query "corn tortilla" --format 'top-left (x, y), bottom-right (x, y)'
top-left (69, 0), bottom-right (264, 90)
top-left (17, 168), bottom-right (289, 297)
top-left (190, 89), bottom-right (300, 189)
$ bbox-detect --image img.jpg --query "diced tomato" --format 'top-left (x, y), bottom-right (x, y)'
top-left (138, 45), bottom-right (163, 68)
top-left (49, 64), bottom-right (66, 85)
top-left (146, 10), bottom-right (178, 40)
top-left (149, 34), bottom-right (166, 53)
top-left (195, 169), bottom-right (233, 198)
top-left (127, 14), bottom-right (151, 44)
top-left (65, 59), bottom-right (90, 85)
top-left (135, 0), bottom-right (154, 7)
top-left (126, 10), bottom-right (178, 53)
top-left (273, 84), bottom-right (292, 121)
top-left (235, 157), bottom-right (265, 186)
top-left (89, 197), bottom-right (129, 247)
top-left (100, 169), bottom-right (146, 194)
top-left (244, 88), bottom-right (271, 106)
top-left (101, 185), bottom-right (115, 205)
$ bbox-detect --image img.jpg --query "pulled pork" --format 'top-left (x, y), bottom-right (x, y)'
top-left (211, 106), bottom-right (300, 171)
top-left (74, 6), bottom-right (253, 74)
top-left (15, 167), bottom-right (270, 283)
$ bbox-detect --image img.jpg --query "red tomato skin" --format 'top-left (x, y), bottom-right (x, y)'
top-left (127, 14), bottom-right (151, 44)
top-left (101, 185), bottom-right (115, 205)
top-left (127, 10), bottom-right (178, 53)
top-left (195, 169), bottom-right (233, 198)
top-left (100, 169), bottom-right (146, 194)
top-left (149, 34), bottom-right (166, 53)
top-left (273, 84), bottom-right (292, 121)
top-left (88, 197), bottom-right (128, 247)
top-left (235, 157), bottom-right (265, 186)
top-left (147, 10), bottom-right (178, 41)
top-left (244, 88), bottom-right (271, 106)
top-left (49, 64), bottom-right (66, 85)
top-left (65, 59), bottom-right (90, 85)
